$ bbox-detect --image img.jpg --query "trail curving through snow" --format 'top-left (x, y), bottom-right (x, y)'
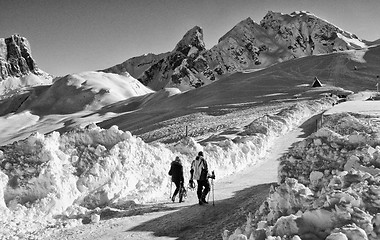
top-left (44, 113), bottom-right (320, 240)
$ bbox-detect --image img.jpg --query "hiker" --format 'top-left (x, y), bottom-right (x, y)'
top-left (168, 156), bottom-right (185, 202)
top-left (190, 151), bottom-right (211, 205)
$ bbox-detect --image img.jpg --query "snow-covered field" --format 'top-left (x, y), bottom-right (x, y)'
top-left (0, 96), bottom-right (336, 239)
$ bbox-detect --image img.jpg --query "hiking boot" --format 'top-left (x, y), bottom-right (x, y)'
top-left (198, 200), bottom-right (203, 205)
top-left (202, 198), bottom-right (208, 204)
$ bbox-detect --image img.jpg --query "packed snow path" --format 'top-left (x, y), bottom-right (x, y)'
top-left (44, 114), bottom-right (320, 240)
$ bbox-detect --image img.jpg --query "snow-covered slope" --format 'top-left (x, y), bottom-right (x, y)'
top-left (95, 45), bottom-right (379, 144)
top-left (219, 44), bottom-right (380, 95)
top-left (364, 38), bottom-right (380, 46)
top-left (0, 71), bottom-right (154, 146)
top-left (23, 71), bottom-right (153, 114)
top-left (101, 52), bottom-right (170, 79)
top-left (0, 71), bottom-right (153, 116)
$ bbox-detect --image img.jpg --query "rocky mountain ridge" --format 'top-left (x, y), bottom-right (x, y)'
top-left (102, 11), bottom-right (368, 91)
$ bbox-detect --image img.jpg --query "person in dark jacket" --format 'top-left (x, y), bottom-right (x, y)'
top-left (168, 156), bottom-right (185, 202)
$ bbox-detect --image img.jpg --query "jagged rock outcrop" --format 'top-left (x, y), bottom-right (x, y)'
top-left (102, 26), bottom-right (209, 91)
top-left (102, 11), bottom-right (367, 91)
top-left (137, 26), bottom-right (210, 90)
top-left (0, 34), bottom-right (40, 79)
top-left (204, 17), bottom-right (265, 74)
top-left (0, 34), bottom-right (52, 98)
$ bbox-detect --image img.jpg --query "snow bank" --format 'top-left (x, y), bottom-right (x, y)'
top-left (224, 112), bottom-right (380, 240)
top-left (325, 100), bottom-right (380, 117)
top-left (0, 97), bottom-right (335, 238)
top-left (172, 98), bottom-right (335, 180)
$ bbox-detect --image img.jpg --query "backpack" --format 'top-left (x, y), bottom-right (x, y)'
top-left (199, 158), bottom-right (208, 181)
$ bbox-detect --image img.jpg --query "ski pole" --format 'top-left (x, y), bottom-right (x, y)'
top-left (210, 171), bottom-right (215, 206)
top-left (207, 180), bottom-right (211, 202)
top-left (170, 179), bottom-right (172, 199)
top-left (212, 178), bottom-right (215, 206)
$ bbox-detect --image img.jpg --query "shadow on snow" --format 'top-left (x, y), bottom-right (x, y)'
top-left (126, 183), bottom-right (277, 240)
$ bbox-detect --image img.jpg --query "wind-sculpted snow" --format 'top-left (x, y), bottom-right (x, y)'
top-left (0, 97), bottom-right (335, 239)
top-left (224, 112), bottom-right (380, 240)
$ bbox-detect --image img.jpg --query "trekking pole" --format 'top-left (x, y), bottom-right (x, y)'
top-left (212, 178), bottom-right (214, 206)
top-left (211, 171), bottom-right (215, 206)
top-left (170, 180), bottom-right (172, 199)
top-left (207, 182), bottom-right (211, 202)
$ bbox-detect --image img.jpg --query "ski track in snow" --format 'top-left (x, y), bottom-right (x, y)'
top-left (44, 114), bottom-right (319, 240)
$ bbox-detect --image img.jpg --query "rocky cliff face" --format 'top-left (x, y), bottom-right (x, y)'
top-left (0, 35), bottom-right (41, 79)
top-left (103, 26), bottom-right (211, 91)
top-left (102, 11), bottom-right (367, 91)
top-left (0, 35), bottom-right (52, 97)
top-left (138, 26), bottom-right (211, 90)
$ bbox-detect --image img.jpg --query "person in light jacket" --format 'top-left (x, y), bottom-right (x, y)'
top-left (189, 151), bottom-right (210, 205)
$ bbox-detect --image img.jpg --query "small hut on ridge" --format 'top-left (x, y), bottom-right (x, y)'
top-left (311, 76), bottom-right (322, 87)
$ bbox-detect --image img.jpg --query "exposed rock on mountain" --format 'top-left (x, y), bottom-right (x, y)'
top-left (104, 26), bottom-right (210, 91)
top-left (203, 17), bottom-right (264, 76)
top-left (260, 11), bottom-right (366, 54)
top-left (0, 35), bottom-right (43, 79)
top-left (102, 52), bottom-right (170, 79)
top-left (0, 34), bottom-right (52, 97)
top-left (102, 11), bottom-right (367, 91)
top-left (138, 26), bottom-right (210, 90)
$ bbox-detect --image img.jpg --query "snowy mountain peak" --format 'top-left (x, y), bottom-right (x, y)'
top-left (174, 26), bottom-right (205, 55)
top-left (218, 17), bottom-right (257, 43)
top-left (263, 10), bottom-right (317, 21)
top-left (260, 10), bottom-right (366, 49)
top-left (290, 10), bottom-right (312, 16)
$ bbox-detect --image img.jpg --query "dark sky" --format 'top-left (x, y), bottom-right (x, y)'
top-left (2, 0), bottom-right (380, 76)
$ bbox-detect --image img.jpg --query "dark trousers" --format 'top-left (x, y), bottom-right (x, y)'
top-left (173, 181), bottom-right (182, 197)
top-left (197, 180), bottom-right (210, 200)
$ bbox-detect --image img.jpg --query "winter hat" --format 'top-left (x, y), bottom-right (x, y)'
top-left (175, 156), bottom-right (181, 163)
top-left (198, 151), bottom-right (203, 156)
